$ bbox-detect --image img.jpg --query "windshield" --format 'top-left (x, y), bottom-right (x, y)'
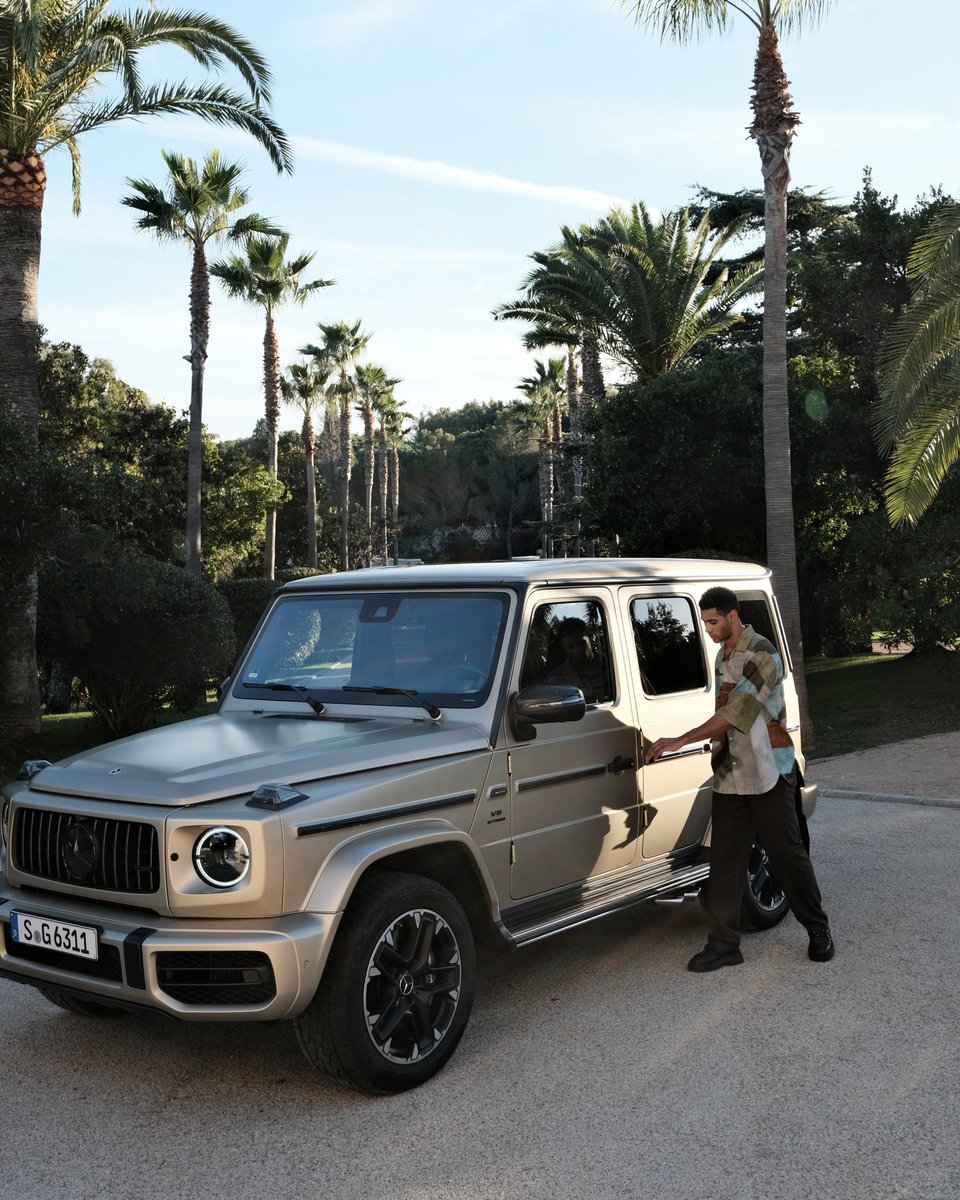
top-left (235, 590), bottom-right (510, 709)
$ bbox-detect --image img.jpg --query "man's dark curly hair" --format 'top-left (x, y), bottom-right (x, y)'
top-left (699, 586), bottom-right (738, 614)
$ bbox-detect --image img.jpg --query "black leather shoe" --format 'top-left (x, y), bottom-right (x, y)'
top-left (808, 928), bottom-right (835, 962)
top-left (687, 944), bottom-right (744, 972)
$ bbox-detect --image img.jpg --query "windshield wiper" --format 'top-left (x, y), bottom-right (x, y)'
top-left (242, 681), bottom-right (326, 716)
top-left (343, 685), bottom-right (441, 720)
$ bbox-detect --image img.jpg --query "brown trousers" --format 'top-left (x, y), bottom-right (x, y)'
top-left (702, 775), bottom-right (829, 950)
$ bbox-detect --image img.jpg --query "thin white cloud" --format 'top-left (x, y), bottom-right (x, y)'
top-left (129, 117), bottom-right (631, 212)
top-left (290, 0), bottom-right (430, 48)
top-left (293, 134), bottom-right (630, 211)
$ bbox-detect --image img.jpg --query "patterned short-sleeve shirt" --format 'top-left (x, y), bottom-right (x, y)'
top-left (712, 624), bottom-right (795, 795)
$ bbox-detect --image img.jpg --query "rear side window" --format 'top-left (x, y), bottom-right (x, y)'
top-left (736, 593), bottom-right (781, 655)
top-left (630, 596), bottom-right (708, 696)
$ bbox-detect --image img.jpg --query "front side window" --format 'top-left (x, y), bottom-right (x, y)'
top-left (236, 591), bottom-right (508, 709)
top-left (521, 600), bottom-right (614, 704)
top-left (631, 595), bottom-right (707, 696)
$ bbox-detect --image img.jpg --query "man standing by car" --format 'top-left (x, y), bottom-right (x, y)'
top-left (644, 586), bottom-right (834, 972)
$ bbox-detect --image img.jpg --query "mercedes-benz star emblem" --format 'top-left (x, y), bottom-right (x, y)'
top-left (60, 819), bottom-right (99, 882)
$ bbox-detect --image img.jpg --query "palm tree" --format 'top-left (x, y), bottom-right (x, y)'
top-left (617, 0), bottom-right (836, 744)
top-left (282, 359), bottom-right (333, 570)
top-left (211, 234), bottom-right (332, 579)
top-left (0, 0), bottom-right (290, 749)
top-left (498, 203), bottom-right (760, 558)
top-left (301, 321), bottom-right (372, 571)
top-left (875, 201), bottom-right (960, 525)
top-left (384, 399), bottom-right (413, 565)
top-left (518, 357), bottom-right (567, 556)
top-left (373, 391), bottom-right (398, 564)
top-left (497, 204), bottom-right (760, 384)
top-left (355, 364), bottom-right (401, 564)
top-left (122, 149), bottom-right (278, 577)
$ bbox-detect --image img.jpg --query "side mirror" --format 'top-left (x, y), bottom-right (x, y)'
top-left (509, 684), bottom-right (586, 741)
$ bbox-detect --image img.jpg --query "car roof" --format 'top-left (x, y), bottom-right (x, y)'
top-left (280, 557), bottom-right (771, 592)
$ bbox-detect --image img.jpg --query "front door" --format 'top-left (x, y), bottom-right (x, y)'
top-left (508, 595), bottom-right (641, 900)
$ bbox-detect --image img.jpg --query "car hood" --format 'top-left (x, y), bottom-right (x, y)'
top-left (26, 712), bottom-right (491, 807)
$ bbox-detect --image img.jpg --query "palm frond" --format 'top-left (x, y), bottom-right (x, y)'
top-left (0, 1), bottom-right (292, 196)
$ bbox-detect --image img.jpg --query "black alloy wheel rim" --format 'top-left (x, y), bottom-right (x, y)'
top-left (363, 907), bottom-right (462, 1064)
top-left (747, 845), bottom-right (786, 912)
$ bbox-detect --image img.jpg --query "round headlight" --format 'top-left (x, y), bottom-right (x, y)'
top-left (192, 827), bottom-right (250, 888)
top-left (0, 797), bottom-right (10, 850)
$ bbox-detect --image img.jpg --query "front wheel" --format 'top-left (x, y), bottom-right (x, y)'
top-left (740, 842), bottom-right (789, 931)
top-left (295, 871), bottom-right (476, 1094)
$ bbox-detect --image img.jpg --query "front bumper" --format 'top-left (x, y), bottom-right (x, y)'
top-left (0, 883), bottom-right (340, 1021)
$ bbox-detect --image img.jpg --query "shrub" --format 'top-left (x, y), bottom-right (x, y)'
top-left (216, 577), bottom-right (280, 656)
top-left (39, 551), bottom-right (235, 738)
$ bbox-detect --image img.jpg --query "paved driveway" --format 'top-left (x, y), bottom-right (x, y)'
top-left (1, 792), bottom-right (958, 1200)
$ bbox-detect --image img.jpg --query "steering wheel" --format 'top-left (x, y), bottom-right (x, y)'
top-left (433, 665), bottom-right (487, 692)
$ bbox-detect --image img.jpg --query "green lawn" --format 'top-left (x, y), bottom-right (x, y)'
top-left (806, 649), bottom-right (960, 758)
top-left (3, 652), bottom-right (958, 783)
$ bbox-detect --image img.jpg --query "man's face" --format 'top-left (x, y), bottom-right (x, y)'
top-left (700, 607), bottom-right (734, 645)
top-left (560, 633), bottom-right (592, 663)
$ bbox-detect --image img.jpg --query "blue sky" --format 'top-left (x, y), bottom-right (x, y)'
top-left (38, 0), bottom-right (960, 441)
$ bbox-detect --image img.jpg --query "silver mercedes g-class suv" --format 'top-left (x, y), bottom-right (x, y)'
top-left (0, 559), bottom-right (816, 1093)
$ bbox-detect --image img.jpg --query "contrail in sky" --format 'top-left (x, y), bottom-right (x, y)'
top-left (294, 135), bottom-right (630, 211)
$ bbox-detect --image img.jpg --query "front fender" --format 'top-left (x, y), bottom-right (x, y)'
top-left (302, 818), bottom-right (500, 919)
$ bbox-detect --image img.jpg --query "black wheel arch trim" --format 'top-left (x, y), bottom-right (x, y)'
top-left (297, 791), bottom-right (477, 837)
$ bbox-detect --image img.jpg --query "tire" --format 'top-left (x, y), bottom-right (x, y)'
top-left (294, 871), bottom-right (476, 1094)
top-left (38, 987), bottom-right (124, 1018)
top-left (740, 841), bottom-right (789, 931)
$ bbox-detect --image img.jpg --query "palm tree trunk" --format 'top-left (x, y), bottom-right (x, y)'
top-left (389, 444), bottom-right (400, 564)
top-left (580, 334), bottom-right (604, 555)
top-left (363, 405), bottom-right (375, 565)
top-left (751, 23), bottom-right (813, 747)
top-left (321, 394), bottom-right (339, 493)
top-left (539, 421), bottom-right (554, 557)
top-left (303, 413), bottom-right (318, 570)
top-left (378, 424), bottom-right (389, 564)
top-left (581, 332), bottom-right (605, 406)
top-left (0, 158), bottom-right (44, 751)
top-left (184, 241), bottom-right (208, 578)
top-left (339, 393), bottom-right (352, 571)
top-left (262, 310), bottom-right (281, 580)
top-left (567, 349), bottom-right (582, 556)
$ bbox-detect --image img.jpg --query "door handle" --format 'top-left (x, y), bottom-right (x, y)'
top-left (607, 755), bottom-right (637, 775)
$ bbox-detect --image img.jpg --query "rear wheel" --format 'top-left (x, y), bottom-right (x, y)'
top-left (295, 871), bottom-right (475, 1094)
top-left (740, 842), bottom-right (789, 931)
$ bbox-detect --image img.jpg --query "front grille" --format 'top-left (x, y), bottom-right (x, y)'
top-left (2, 922), bottom-right (124, 982)
top-left (156, 951), bottom-right (276, 1005)
top-left (13, 806), bottom-right (160, 894)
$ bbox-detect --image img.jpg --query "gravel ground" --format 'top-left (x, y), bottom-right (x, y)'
top-left (1, 734), bottom-right (958, 1199)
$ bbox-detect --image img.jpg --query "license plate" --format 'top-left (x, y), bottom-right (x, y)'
top-left (10, 911), bottom-right (99, 961)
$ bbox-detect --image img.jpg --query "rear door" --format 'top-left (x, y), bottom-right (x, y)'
top-left (621, 589), bottom-right (715, 860)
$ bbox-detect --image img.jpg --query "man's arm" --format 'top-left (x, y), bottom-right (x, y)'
top-left (643, 712), bottom-right (733, 764)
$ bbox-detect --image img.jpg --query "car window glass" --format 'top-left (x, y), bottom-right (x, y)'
top-left (630, 595), bottom-right (707, 696)
top-left (736, 593), bottom-right (781, 654)
top-left (238, 591), bottom-right (507, 707)
top-left (521, 600), bottom-right (613, 704)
